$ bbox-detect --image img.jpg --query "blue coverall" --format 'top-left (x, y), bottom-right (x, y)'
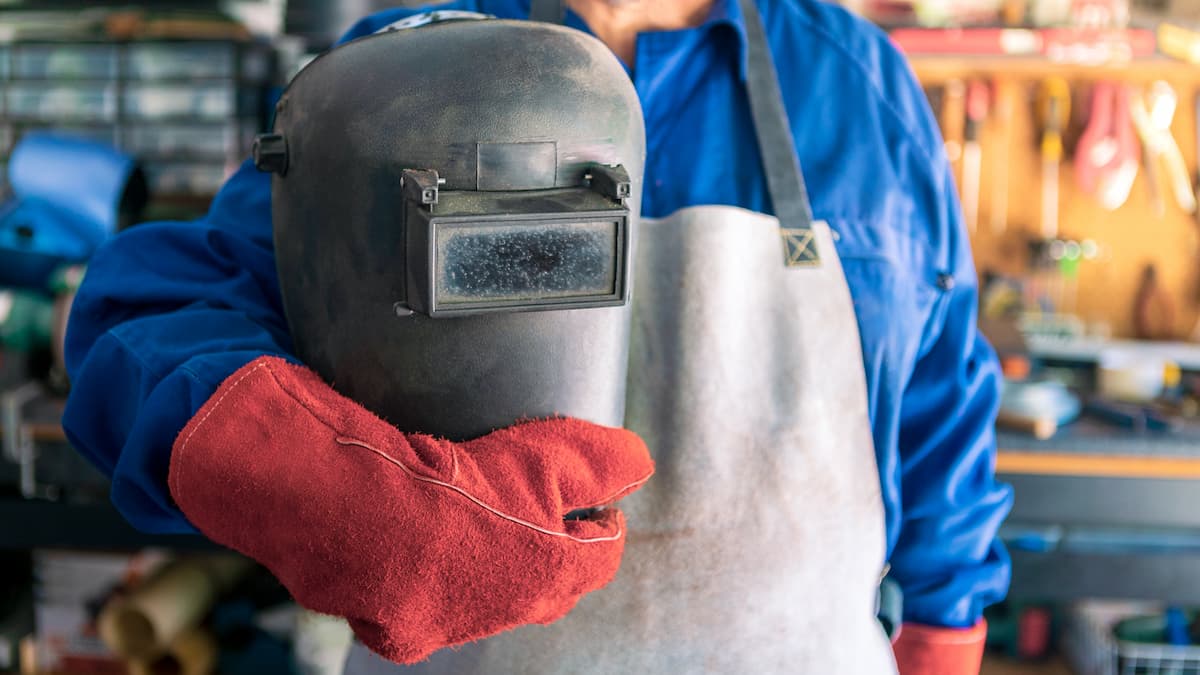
top-left (63, 0), bottom-right (1013, 630)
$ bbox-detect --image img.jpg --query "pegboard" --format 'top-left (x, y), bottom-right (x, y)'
top-left (911, 57), bottom-right (1200, 339)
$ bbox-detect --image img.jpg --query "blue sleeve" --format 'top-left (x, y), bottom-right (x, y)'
top-left (62, 161), bottom-right (300, 533)
top-left (62, 4), bottom-right (472, 534)
top-left (889, 159), bottom-right (1013, 627)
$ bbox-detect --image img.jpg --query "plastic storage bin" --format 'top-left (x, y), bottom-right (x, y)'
top-left (1065, 602), bottom-right (1200, 675)
top-left (120, 122), bottom-right (255, 161)
top-left (124, 42), bottom-right (270, 81)
top-left (142, 162), bottom-right (230, 196)
top-left (11, 44), bottom-right (120, 80)
top-left (123, 82), bottom-right (258, 121)
top-left (1, 38), bottom-right (274, 198)
top-left (5, 83), bottom-right (118, 122)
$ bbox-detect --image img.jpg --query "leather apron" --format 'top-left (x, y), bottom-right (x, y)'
top-left (346, 1), bottom-right (895, 671)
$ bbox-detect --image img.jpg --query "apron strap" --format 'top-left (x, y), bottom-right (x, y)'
top-left (530, 0), bottom-right (565, 23)
top-left (736, 0), bottom-right (821, 266)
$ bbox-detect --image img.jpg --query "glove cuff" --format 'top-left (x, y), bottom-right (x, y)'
top-left (893, 619), bottom-right (987, 675)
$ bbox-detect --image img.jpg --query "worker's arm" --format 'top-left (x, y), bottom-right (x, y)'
top-left (61, 0), bottom-right (470, 534)
top-left (889, 159), bottom-right (1013, 672)
top-left (63, 163), bottom-right (288, 533)
top-left (168, 357), bottom-right (651, 664)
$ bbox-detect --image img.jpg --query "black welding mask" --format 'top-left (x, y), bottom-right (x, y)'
top-left (256, 15), bottom-right (645, 440)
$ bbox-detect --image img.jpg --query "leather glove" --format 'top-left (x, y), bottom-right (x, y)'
top-left (893, 620), bottom-right (988, 675)
top-left (168, 356), bottom-right (654, 664)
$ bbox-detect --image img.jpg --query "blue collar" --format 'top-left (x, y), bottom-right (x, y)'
top-left (704, 0), bottom-right (751, 81)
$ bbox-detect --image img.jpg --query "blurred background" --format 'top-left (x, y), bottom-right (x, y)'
top-left (4, 0), bottom-right (1200, 673)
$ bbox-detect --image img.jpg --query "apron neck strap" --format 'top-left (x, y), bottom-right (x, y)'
top-left (737, 0), bottom-right (821, 266)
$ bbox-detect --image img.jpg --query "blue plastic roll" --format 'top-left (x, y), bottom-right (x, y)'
top-left (0, 133), bottom-right (141, 290)
top-left (9, 132), bottom-right (138, 236)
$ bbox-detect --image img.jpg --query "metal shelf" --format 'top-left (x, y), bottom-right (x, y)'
top-left (0, 497), bottom-right (214, 551)
top-left (1010, 549), bottom-right (1200, 603)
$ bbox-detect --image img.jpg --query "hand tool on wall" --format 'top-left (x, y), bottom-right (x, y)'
top-left (962, 80), bottom-right (989, 233)
top-left (991, 78), bottom-right (1016, 234)
top-left (1195, 91), bottom-right (1200, 224)
top-left (1130, 81), bottom-right (1197, 215)
top-left (924, 86), bottom-right (944, 120)
top-left (1132, 263), bottom-right (1176, 340)
top-left (1190, 90), bottom-right (1200, 227)
top-left (1151, 81), bottom-right (1195, 214)
top-left (1193, 92), bottom-right (1200, 315)
top-left (941, 79), bottom-right (966, 171)
top-left (1142, 131), bottom-right (1166, 216)
top-left (1076, 82), bottom-right (1138, 210)
top-left (1130, 82), bottom-right (1164, 217)
top-left (1037, 77), bottom-right (1071, 239)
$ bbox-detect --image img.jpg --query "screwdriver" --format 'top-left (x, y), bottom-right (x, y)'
top-left (1037, 77), bottom-right (1071, 239)
top-left (962, 80), bottom-right (989, 234)
top-left (990, 78), bottom-right (1016, 234)
top-left (941, 79), bottom-right (966, 174)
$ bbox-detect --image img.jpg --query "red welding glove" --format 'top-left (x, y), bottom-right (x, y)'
top-left (168, 356), bottom-right (654, 665)
top-left (893, 620), bottom-right (988, 675)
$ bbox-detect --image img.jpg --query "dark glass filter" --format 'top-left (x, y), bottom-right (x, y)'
top-left (435, 220), bottom-right (618, 305)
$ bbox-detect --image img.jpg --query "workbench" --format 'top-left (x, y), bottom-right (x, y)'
top-left (999, 419), bottom-right (1200, 604)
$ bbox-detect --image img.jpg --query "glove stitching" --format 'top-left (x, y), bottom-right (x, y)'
top-left (335, 436), bottom-right (633, 545)
top-left (257, 360), bottom-right (459, 481)
top-left (177, 360), bottom-right (271, 459)
top-left (589, 472), bottom-right (654, 510)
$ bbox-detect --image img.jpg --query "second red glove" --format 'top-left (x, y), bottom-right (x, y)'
top-left (168, 356), bottom-right (654, 664)
top-left (893, 620), bottom-right (988, 675)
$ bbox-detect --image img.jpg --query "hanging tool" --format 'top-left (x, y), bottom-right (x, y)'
top-left (990, 78), bottom-right (1016, 234)
top-left (1037, 77), bottom-right (1071, 239)
top-left (1142, 130), bottom-right (1166, 216)
top-left (962, 80), bottom-right (988, 234)
top-left (1075, 82), bottom-right (1138, 210)
top-left (924, 86), bottom-right (943, 122)
top-left (1193, 92), bottom-right (1200, 312)
top-left (1190, 90), bottom-right (1200, 223)
top-left (1133, 263), bottom-right (1177, 340)
top-left (941, 79), bottom-right (966, 179)
top-left (1151, 81), bottom-right (1195, 214)
top-left (1130, 81), bottom-right (1197, 215)
top-left (1194, 91), bottom-right (1200, 227)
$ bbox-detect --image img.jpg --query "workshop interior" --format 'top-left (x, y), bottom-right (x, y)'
top-left (2, 0), bottom-right (1200, 673)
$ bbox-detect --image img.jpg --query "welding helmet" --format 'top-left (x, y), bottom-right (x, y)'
top-left (256, 16), bottom-right (645, 440)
